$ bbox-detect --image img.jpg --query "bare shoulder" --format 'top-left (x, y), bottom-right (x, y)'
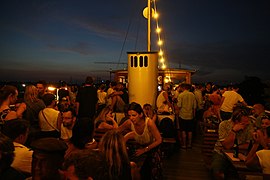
top-left (147, 118), bottom-right (156, 127)
top-left (119, 119), bottom-right (132, 128)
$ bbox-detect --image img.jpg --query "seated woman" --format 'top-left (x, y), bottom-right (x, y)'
top-left (202, 100), bottom-right (220, 131)
top-left (208, 85), bottom-right (221, 118)
top-left (143, 103), bottom-right (157, 124)
top-left (246, 126), bottom-right (270, 177)
top-left (99, 130), bottom-right (133, 180)
top-left (156, 83), bottom-right (173, 115)
top-left (94, 106), bottom-right (118, 130)
top-left (257, 116), bottom-right (270, 142)
top-left (118, 102), bottom-right (162, 180)
top-left (65, 117), bottom-right (97, 159)
top-left (248, 115), bottom-right (270, 152)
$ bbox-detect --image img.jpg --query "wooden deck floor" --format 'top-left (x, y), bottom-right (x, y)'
top-left (162, 134), bottom-right (212, 180)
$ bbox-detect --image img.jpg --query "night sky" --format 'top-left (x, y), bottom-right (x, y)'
top-left (1, 0), bottom-right (270, 84)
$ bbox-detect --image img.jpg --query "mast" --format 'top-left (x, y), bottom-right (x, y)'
top-left (147, 0), bottom-right (151, 51)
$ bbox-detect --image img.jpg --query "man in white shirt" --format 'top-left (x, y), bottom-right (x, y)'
top-left (220, 85), bottom-right (247, 121)
top-left (97, 84), bottom-right (107, 115)
top-left (177, 83), bottom-right (197, 148)
top-left (2, 119), bottom-right (33, 176)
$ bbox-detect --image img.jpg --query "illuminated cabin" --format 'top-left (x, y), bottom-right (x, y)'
top-left (111, 68), bottom-right (196, 87)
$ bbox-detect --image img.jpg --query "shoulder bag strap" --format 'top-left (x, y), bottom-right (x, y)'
top-left (41, 110), bottom-right (59, 132)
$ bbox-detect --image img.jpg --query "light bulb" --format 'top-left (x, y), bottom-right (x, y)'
top-left (153, 12), bottom-right (159, 19)
top-left (156, 27), bottom-right (161, 33)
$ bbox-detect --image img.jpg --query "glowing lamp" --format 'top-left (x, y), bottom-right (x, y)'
top-left (47, 86), bottom-right (56, 91)
top-left (156, 27), bottom-right (161, 33)
top-left (158, 40), bottom-right (163, 45)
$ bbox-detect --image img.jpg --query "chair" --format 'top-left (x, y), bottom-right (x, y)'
top-left (158, 117), bottom-right (177, 157)
top-left (201, 128), bottom-right (219, 169)
top-left (93, 128), bottom-right (108, 144)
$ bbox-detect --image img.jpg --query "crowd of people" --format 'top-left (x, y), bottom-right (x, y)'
top-left (154, 81), bottom-right (270, 179)
top-left (0, 77), bottom-right (160, 180)
top-left (0, 77), bottom-right (270, 180)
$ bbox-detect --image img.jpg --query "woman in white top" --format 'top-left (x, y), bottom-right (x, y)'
top-left (118, 102), bottom-right (162, 179)
top-left (156, 83), bottom-right (172, 114)
top-left (246, 126), bottom-right (270, 176)
top-left (119, 102), bottom-right (162, 154)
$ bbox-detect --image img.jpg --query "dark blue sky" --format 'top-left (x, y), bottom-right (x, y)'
top-left (1, 0), bottom-right (270, 84)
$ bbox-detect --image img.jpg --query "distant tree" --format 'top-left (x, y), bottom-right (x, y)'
top-left (238, 76), bottom-right (267, 106)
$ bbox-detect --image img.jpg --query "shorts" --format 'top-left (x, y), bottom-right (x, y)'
top-left (180, 118), bottom-right (194, 132)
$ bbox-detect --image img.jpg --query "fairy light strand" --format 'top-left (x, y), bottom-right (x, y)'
top-left (153, 0), bottom-right (166, 69)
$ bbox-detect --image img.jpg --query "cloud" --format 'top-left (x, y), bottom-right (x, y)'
top-left (47, 41), bottom-right (98, 55)
top-left (167, 41), bottom-right (270, 79)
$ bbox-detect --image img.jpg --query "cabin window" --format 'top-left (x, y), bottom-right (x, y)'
top-left (130, 56), bottom-right (133, 67)
top-left (140, 56), bottom-right (143, 67)
top-left (144, 56), bottom-right (148, 67)
top-left (134, 56), bottom-right (138, 67)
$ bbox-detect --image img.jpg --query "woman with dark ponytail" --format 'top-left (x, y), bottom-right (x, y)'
top-left (0, 85), bottom-right (18, 122)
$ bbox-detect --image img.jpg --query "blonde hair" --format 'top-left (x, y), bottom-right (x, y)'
top-left (99, 130), bottom-right (130, 179)
top-left (24, 85), bottom-right (39, 102)
top-left (143, 103), bottom-right (155, 119)
top-left (95, 107), bottom-right (112, 124)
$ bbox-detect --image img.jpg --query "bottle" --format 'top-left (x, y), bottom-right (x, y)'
top-left (233, 137), bottom-right (239, 158)
top-left (247, 139), bottom-right (253, 153)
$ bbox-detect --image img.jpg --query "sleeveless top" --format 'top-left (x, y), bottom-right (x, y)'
top-left (0, 108), bottom-right (10, 121)
top-left (156, 91), bottom-right (166, 109)
top-left (0, 108), bottom-right (10, 130)
top-left (130, 117), bottom-right (153, 145)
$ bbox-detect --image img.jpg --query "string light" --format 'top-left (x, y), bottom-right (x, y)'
top-left (153, 12), bottom-right (159, 19)
top-left (160, 57), bottom-right (165, 63)
top-left (157, 39), bottom-right (163, 46)
top-left (156, 27), bottom-right (161, 33)
top-left (153, 0), bottom-right (167, 69)
top-left (158, 50), bottom-right (163, 56)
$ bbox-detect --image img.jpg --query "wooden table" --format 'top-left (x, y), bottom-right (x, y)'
top-left (157, 114), bottom-right (175, 124)
top-left (222, 150), bottom-right (263, 179)
top-left (223, 151), bottom-right (247, 170)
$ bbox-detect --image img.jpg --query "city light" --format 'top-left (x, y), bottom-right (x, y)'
top-left (47, 86), bottom-right (56, 91)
